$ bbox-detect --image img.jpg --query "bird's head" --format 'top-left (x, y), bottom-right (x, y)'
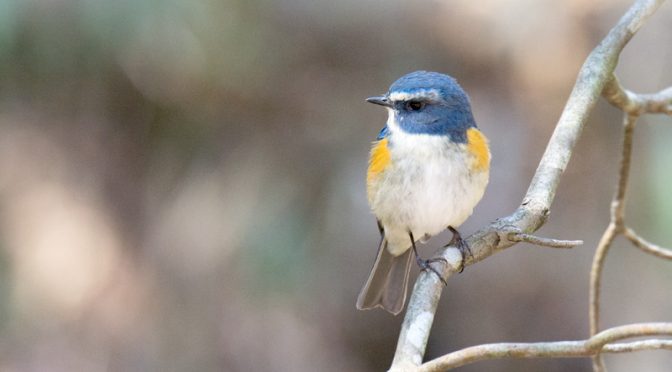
top-left (367, 71), bottom-right (476, 142)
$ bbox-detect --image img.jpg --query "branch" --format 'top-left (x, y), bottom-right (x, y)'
top-left (507, 232), bottom-right (583, 249)
top-left (589, 112), bottom-right (637, 351)
top-left (589, 222), bottom-right (619, 337)
top-left (623, 227), bottom-right (672, 259)
top-left (418, 323), bottom-right (672, 371)
top-left (602, 339), bottom-right (672, 353)
top-left (590, 68), bottom-right (672, 370)
top-left (603, 75), bottom-right (672, 115)
top-left (389, 1), bottom-right (666, 370)
top-left (588, 225), bottom-right (672, 361)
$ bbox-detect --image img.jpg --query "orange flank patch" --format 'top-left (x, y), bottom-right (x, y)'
top-left (367, 138), bottom-right (391, 184)
top-left (466, 128), bottom-right (490, 172)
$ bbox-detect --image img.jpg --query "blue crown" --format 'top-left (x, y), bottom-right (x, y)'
top-left (390, 71), bottom-right (462, 101)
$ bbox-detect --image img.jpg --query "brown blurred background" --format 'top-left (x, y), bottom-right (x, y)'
top-left (0, 0), bottom-right (671, 371)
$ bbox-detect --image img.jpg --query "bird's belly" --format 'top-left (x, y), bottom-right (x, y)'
top-left (370, 143), bottom-right (488, 255)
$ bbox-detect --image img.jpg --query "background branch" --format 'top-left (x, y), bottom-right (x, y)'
top-left (603, 75), bottom-right (672, 115)
top-left (418, 323), bottom-right (672, 372)
top-left (624, 227), bottom-right (672, 259)
top-left (590, 73), bottom-right (672, 372)
top-left (390, 0), bottom-right (669, 370)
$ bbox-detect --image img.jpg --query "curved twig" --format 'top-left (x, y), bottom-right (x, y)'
top-left (418, 323), bottom-right (672, 372)
top-left (624, 227), bottom-right (672, 259)
top-left (507, 232), bottom-right (583, 248)
top-left (603, 75), bottom-right (672, 115)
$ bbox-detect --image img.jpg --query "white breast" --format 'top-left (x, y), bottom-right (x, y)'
top-left (369, 112), bottom-right (489, 256)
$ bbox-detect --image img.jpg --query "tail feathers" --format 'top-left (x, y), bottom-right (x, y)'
top-left (356, 239), bottom-right (413, 315)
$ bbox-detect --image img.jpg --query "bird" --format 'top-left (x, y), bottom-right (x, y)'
top-left (356, 71), bottom-right (490, 315)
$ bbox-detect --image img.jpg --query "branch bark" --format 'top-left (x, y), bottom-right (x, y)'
top-left (603, 75), bottom-right (672, 115)
top-left (417, 323), bottom-right (672, 371)
top-left (389, 0), bottom-right (668, 370)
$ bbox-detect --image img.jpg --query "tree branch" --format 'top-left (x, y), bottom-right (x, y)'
top-left (417, 323), bottom-right (672, 372)
top-left (623, 227), bottom-right (672, 259)
top-left (602, 339), bottom-right (672, 353)
top-left (590, 54), bottom-right (672, 372)
top-left (589, 112), bottom-right (638, 370)
top-left (589, 222), bottom-right (619, 336)
top-left (389, 0), bottom-right (668, 370)
top-left (603, 75), bottom-right (672, 115)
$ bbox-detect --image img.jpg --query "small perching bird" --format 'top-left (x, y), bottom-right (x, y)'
top-left (357, 71), bottom-right (490, 315)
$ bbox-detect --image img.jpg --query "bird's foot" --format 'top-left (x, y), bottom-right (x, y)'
top-left (445, 226), bottom-right (472, 273)
top-left (409, 231), bottom-right (448, 286)
top-left (415, 256), bottom-right (448, 286)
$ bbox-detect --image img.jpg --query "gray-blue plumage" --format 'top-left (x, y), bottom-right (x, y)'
top-left (379, 71), bottom-right (477, 143)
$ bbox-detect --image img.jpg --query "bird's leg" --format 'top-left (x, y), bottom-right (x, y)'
top-left (445, 226), bottom-right (472, 273)
top-left (409, 231), bottom-right (447, 286)
top-left (376, 219), bottom-right (384, 240)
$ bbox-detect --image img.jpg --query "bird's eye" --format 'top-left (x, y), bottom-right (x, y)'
top-left (406, 101), bottom-right (425, 111)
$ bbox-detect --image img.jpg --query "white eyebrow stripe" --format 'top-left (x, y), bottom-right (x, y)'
top-left (389, 89), bottom-right (441, 102)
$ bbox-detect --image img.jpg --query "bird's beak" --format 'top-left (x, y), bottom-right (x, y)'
top-left (366, 96), bottom-right (393, 108)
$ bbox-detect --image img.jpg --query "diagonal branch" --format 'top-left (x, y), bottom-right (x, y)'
top-left (389, 0), bottom-right (668, 370)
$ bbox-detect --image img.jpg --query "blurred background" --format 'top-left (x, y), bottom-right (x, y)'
top-left (0, 0), bottom-right (670, 371)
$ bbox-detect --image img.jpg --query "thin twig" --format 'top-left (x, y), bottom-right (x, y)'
top-left (603, 75), bottom-right (672, 115)
top-left (507, 232), bottom-right (583, 248)
top-left (389, 1), bottom-right (667, 370)
top-left (602, 339), bottom-right (672, 353)
top-left (589, 223), bottom-right (619, 335)
top-left (613, 114), bottom-right (637, 225)
top-left (624, 227), bottom-right (672, 259)
top-left (589, 112), bottom-right (640, 371)
top-left (418, 323), bottom-right (672, 371)
top-left (590, 60), bottom-right (672, 371)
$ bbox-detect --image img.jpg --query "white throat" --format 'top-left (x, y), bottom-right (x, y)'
top-left (384, 109), bottom-right (450, 157)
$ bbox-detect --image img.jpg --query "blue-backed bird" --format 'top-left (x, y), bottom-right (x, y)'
top-left (356, 71), bottom-right (490, 315)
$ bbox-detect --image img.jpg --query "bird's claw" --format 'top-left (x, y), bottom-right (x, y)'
top-left (445, 226), bottom-right (472, 273)
top-left (416, 257), bottom-right (448, 286)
